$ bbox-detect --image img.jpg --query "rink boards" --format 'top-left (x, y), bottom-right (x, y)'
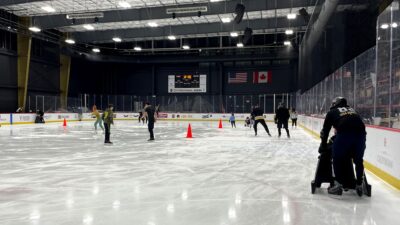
top-left (298, 115), bottom-right (400, 190)
top-left (0, 112), bottom-right (275, 125)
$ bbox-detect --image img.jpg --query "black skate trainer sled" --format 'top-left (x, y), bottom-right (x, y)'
top-left (311, 137), bottom-right (372, 197)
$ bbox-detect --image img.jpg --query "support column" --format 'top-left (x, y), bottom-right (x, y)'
top-left (60, 55), bottom-right (71, 110)
top-left (17, 17), bottom-right (32, 112)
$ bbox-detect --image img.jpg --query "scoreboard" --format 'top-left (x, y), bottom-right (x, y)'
top-left (168, 74), bottom-right (207, 93)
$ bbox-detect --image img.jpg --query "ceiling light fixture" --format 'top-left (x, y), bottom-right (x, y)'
top-left (83, 24), bottom-right (95, 30)
top-left (182, 45), bottom-right (190, 50)
top-left (285, 29), bottom-right (294, 35)
top-left (112, 37), bottom-right (122, 42)
top-left (134, 46), bottom-right (142, 51)
top-left (381, 23), bottom-right (389, 29)
top-left (65, 39), bottom-right (75, 44)
top-left (284, 41), bottom-right (291, 46)
top-left (92, 48), bottom-right (100, 53)
top-left (230, 32), bottom-right (239, 37)
top-left (237, 43), bottom-right (244, 48)
top-left (118, 1), bottom-right (131, 8)
top-left (221, 17), bottom-right (231, 23)
top-left (392, 22), bottom-right (398, 28)
top-left (41, 6), bottom-right (56, 13)
top-left (168, 35), bottom-right (176, 40)
top-left (287, 13), bottom-right (297, 19)
top-left (148, 22), bottom-right (158, 27)
top-left (29, 26), bottom-right (41, 32)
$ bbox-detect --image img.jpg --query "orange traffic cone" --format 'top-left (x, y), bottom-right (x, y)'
top-left (63, 118), bottom-right (67, 127)
top-left (186, 123), bottom-right (193, 138)
top-left (218, 119), bottom-right (223, 129)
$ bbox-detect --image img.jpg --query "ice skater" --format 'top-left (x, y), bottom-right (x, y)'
top-left (229, 113), bottom-right (236, 128)
top-left (144, 102), bottom-right (156, 141)
top-left (319, 97), bottom-right (366, 196)
top-left (92, 105), bottom-right (104, 132)
top-left (138, 111), bottom-right (144, 124)
top-left (251, 106), bottom-right (271, 136)
top-left (275, 103), bottom-right (290, 138)
top-left (245, 117), bottom-right (251, 127)
top-left (103, 104), bottom-right (114, 144)
top-left (290, 108), bottom-right (298, 128)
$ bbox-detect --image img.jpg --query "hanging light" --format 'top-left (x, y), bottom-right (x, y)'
top-left (83, 24), bottom-right (95, 30)
top-left (285, 29), bottom-right (294, 35)
top-left (65, 39), bottom-right (75, 44)
top-left (230, 32), bottom-right (239, 37)
top-left (287, 13), bottom-right (297, 19)
top-left (168, 35), bottom-right (177, 40)
top-left (112, 37), bottom-right (122, 42)
top-left (29, 26), bottom-right (41, 32)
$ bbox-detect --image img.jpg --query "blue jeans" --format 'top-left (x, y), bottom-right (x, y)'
top-left (94, 118), bottom-right (104, 131)
top-left (332, 133), bottom-right (366, 185)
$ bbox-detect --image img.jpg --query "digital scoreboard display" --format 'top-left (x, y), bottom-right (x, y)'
top-left (175, 75), bottom-right (200, 88)
top-left (168, 74), bottom-right (206, 93)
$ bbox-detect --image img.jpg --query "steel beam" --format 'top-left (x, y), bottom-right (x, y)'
top-left (0, 0), bottom-right (44, 7)
top-left (17, 17), bottom-right (32, 112)
top-left (60, 54), bottom-right (71, 109)
top-left (34, 0), bottom-right (317, 29)
top-left (74, 17), bottom-right (305, 43)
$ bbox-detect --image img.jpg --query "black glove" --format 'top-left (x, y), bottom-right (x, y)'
top-left (318, 143), bottom-right (328, 154)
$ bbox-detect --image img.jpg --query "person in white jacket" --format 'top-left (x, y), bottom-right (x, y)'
top-left (290, 108), bottom-right (298, 128)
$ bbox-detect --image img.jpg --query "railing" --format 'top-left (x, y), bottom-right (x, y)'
top-left (296, 0), bottom-right (400, 130)
top-left (25, 93), bottom-right (294, 114)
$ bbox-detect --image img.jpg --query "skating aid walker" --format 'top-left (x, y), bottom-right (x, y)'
top-left (311, 136), bottom-right (372, 197)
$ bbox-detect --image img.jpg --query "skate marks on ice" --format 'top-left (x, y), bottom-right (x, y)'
top-left (0, 121), bottom-right (399, 225)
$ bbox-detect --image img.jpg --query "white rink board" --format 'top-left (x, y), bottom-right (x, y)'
top-left (158, 113), bottom-right (275, 121)
top-left (298, 115), bottom-right (400, 183)
top-left (2, 113), bottom-right (274, 125)
top-left (0, 113), bottom-right (11, 124)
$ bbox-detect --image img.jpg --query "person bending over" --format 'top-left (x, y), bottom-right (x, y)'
top-left (251, 106), bottom-right (271, 136)
top-left (319, 97), bottom-right (366, 196)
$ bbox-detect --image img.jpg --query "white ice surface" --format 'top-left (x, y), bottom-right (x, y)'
top-left (0, 121), bottom-right (399, 225)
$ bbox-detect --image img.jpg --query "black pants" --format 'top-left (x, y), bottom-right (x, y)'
top-left (333, 133), bottom-right (366, 185)
top-left (278, 121), bottom-right (290, 136)
top-left (138, 116), bottom-right (141, 123)
top-left (148, 121), bottom-right (155, 139)
top-left (104, 123), bottom-right (111, 143)
top-left (231, 121), bottom-right (236, 128)
top-left (254, 119), bottom-right (270, 135)
top-left (292, 118), bottom-right (297, 127)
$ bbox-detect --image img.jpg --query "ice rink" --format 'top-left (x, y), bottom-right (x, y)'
top-left (0, 121), bottom-right (399, 225)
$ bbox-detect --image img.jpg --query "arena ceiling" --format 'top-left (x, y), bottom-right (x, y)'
top-left (1, 0), bottom-right (372, 42)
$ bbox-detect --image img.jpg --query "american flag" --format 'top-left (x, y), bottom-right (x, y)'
top-left (228, 72), bottom-right (247, 83)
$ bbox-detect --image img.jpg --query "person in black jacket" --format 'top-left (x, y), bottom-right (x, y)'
top-left (144, 102), bottom-right (156, 141)
top-left (319, 97), bottom-right (366, 196)
top-left (251, 106), bottom-right (271, 136)
top-left (275, 103), bottom-right (290, 138)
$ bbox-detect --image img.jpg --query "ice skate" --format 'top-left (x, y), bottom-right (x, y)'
top-left (355, 184), bottom-right (363, 197)
top-left (328, 181), bottom-right (343, 195)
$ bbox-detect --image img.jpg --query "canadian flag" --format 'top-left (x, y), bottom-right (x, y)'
top-left (253, 71), bottom-right (271, 84)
